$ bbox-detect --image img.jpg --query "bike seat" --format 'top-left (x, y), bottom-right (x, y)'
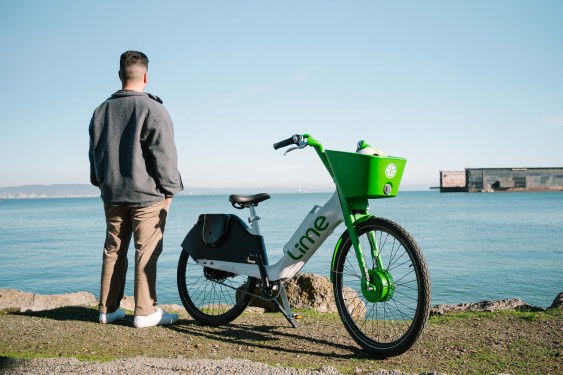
top-left (229, 193), bottom-right (271, 208)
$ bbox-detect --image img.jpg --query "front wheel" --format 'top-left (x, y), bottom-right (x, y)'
top-left (332, 217), bottom-right (431, 357)
top-left (177, 251), bottom-right (257, 326)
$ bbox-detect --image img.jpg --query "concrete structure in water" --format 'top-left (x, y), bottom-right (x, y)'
top-left (438, 167), bottom-right (563, 193)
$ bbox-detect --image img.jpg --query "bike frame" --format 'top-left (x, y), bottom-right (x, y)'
top-left (195, 134), bottom-right (378, 285)
top-left (196, 191), bottom-right (345, 281)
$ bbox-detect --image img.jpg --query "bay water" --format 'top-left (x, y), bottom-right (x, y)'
top-left (0, 191), bottom-right (561, 308)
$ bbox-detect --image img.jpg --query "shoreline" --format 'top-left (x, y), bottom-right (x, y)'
top-left (1, 288), bottom-right (561, 315)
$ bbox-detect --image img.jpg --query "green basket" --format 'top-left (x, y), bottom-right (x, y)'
top-left (325, 150), bottom-right (406, 199)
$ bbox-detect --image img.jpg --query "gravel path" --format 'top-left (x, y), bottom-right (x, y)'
top-left (0, 357), bottom-right (413, 375)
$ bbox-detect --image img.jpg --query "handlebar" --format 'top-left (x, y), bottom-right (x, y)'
top-left (273, 133), bottom-right (324, 153)
top-left (272, 133), bottom-right (330, 174)
top-left (273, 134), bottom-right (302, 150)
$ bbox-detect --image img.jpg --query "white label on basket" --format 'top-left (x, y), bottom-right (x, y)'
top-left (385, 163), bottom-right (397, 178)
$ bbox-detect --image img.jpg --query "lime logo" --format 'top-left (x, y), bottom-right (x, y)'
top-left (287, 216), bottom-right (329, 260)
top-left (385, 163), bottom-right (397, 178)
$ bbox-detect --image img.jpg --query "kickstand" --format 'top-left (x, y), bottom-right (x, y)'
top-left (273, 284), bottom-right (301, 328)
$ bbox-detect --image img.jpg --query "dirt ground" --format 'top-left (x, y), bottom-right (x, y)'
top-left (0, 306), bottom-right (561, 374)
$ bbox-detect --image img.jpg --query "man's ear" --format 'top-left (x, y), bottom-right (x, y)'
top-left (143, 72), bottom-right (147, 84)
top-left (118, 70), bottom-right (123, 82)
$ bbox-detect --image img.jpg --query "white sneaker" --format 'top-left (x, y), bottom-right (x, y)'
top-left (99, 308), bottom-right (126, 324)
top-left (133, 307), bottom-right (179, 328)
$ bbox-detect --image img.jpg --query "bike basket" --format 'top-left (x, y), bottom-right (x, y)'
top-left (325, 150), bottom-right (406, 199)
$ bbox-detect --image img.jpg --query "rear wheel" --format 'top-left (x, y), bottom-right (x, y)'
top-left (177, 251), bottom-right (257, 325)
top-left (332, 217), bottom-right (431, 357)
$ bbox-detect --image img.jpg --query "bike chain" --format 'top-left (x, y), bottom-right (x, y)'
top-left (260, 280), bottom-right (283, 301)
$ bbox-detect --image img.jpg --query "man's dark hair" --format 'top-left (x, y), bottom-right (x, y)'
top-left (119, 51), bottom-right (149, 82)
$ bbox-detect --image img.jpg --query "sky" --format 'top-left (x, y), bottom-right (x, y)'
top-left (1, 1), bottom-right (562, 192)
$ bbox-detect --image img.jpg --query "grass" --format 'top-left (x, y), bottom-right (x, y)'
top-left (0, 306), bottom-right (562, 374)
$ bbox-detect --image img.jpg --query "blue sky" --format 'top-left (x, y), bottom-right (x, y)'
top-left (1, 1), bottom-right (562, 191)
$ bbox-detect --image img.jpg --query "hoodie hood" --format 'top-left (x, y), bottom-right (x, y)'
top-left (110, 90), bottom-right (163, 104)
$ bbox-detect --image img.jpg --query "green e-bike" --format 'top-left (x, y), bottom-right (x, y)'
top-left (177, 134), bottom-right (431, 357)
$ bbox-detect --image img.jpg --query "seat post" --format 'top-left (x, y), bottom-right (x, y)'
top-left (247, 205), bottom-right (261, 235)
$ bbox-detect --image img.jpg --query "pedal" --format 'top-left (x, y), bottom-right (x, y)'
top-left (293, 313), bottom-right (303, 320)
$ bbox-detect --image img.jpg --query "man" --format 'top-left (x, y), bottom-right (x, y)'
top-left (89, 50), bottom-right (183, 328)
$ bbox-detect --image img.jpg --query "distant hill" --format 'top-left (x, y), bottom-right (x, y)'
top-left (0, 184), bottom-right (99, 199)
top-left (0, 184), bottom-right (329, 199)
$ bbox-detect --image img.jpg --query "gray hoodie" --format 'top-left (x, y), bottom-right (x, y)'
top-left (89, 90), bottom-right (183, 206)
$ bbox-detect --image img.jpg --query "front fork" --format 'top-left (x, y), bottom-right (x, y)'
top-left (336, 196), bottom-right (394, 303)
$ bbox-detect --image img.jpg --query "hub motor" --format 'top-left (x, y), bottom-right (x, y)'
top-left (362, 269), bottom-right (395, 303)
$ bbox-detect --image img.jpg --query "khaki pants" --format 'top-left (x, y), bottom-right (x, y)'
top-left (99, 200), bottom-right (169, 316)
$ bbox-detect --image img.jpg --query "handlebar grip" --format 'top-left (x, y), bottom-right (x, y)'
top-left (273, 135), bottom-right (300, 150)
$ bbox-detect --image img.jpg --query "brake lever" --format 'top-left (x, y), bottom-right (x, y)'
top-left (283, 142), bottom-right (307, 156)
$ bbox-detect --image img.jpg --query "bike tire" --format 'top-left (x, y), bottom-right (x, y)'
top-left (332, 217), bottom-right (431, 357)
top-left (177, 251), bottom-right (257, 326)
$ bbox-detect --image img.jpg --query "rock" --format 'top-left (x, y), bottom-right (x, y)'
top-left (549, 292), bottom-right (563, 309)
top-left (0, 290), bottom-right (184, 313)
top-left (0, 289), bottom-right (97, 312)
top-left (285, 273), bottom-right (337, 313)
top-left (430, 298), bottom-right (544, 316)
